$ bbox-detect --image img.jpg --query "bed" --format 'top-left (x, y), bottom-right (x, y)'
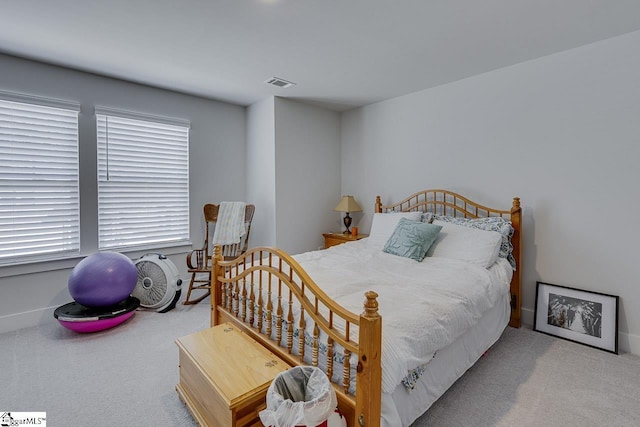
top-left (210, 189), bottom-right (522, 427)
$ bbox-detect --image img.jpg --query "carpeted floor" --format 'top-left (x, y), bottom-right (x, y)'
top-left (1, 299), bottom-right (639, 426)
top-left (413, 325), bottom-right (640, 427)
top-left (0, 300), bottom-right (208, 427)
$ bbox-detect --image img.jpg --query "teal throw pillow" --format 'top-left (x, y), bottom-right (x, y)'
top-left (383, 218), bottom-right (442, 261)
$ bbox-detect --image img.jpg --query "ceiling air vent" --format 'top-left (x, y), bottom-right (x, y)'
top-left (265, 77), bottom-right (296, 88)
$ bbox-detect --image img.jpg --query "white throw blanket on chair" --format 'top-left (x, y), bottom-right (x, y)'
top-left (212, 202), bottom-right (246, 257)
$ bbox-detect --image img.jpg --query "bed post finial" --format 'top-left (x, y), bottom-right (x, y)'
top-left (375, 196), bottom-right (382, 213)
top-left (212, 245), bottom-right (223, 271)
top-left (363, 291), bottom-right (380, 319)
top-left (512, 197), bottom-right (520, 210)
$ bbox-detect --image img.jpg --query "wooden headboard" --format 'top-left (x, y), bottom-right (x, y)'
top-left (375, 189), bottom-right (522, 328)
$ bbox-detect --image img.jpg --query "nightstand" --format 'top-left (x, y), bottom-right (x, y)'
top-left (323, 232), bottom-right (368, 249)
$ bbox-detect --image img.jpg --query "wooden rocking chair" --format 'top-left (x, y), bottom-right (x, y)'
top-left (183, 203), bottom-right (255, 305)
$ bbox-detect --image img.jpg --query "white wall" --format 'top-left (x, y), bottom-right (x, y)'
top-left (246, 97), bottom-right (342, 253)
top-left (0, 54), bottom-right (246, 333)
top-left (341, 30), bottom-right (640, 354)
top-left (247, 97), bottom-right (277, 247)
top-left (274, 98), bottom-right (342, 254)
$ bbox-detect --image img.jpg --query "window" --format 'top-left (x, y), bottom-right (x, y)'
top-left (0, 93), bottom-right (80, 265)
top-left (96, 107), bottom-right (190, 250)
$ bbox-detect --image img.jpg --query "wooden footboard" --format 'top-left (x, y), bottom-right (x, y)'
top-left (211, 246), bottom-right (382, 427)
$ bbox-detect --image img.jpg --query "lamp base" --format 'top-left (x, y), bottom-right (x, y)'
top-left (343, 213), bottom-right (352, 234)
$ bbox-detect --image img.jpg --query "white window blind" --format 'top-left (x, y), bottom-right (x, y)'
top-left (0, 95), bottom-right (80, 265)
top-left (96, 109), bottom-right (190, 250)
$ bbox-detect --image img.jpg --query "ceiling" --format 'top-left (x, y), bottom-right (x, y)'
top-left (1, 1), bottom-right (640, 112)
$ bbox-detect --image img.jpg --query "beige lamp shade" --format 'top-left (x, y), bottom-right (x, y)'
top-left (334, 196), bottom-right (362, 234)
top-left (334, 195), bottom-right (362, 213)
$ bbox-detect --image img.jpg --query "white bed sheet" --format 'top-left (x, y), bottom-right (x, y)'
top-left (293, 238), bottom-right (513, 393)
top-left (382, 291), bottom-right (511, 427)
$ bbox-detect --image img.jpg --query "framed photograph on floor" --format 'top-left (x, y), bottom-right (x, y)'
top-left (534, 281), bottom-right (619, 354)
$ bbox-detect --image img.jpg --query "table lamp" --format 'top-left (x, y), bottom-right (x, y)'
top-left (334, 195), bottom-right (362, 234)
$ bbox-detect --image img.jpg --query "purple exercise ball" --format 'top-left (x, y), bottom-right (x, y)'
top-left (68, 252), bottom-right (138, 307)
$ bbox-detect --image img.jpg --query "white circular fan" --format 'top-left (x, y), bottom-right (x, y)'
top-left (133, 253), bottom-right (182, 313)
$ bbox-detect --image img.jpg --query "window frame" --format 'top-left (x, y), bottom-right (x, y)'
top-left (0, 91), bottom-right (81, 267)
top-left (95, 106), bottom-right (191, 251)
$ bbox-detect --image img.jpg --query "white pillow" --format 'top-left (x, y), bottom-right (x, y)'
top-left (368, 212), bottom-right (422, 249)
top-left (426, 220), bottom-right (502, 268)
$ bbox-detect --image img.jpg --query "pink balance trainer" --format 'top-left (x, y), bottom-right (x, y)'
top-left (54, 296), bottom-right (139, 333)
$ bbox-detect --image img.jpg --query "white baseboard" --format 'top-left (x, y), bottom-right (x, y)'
top-left (4, 304), bottom-right (640, 356)
top-left (0, 306), bottom-right (58, 335)
top-left (617, 330), bottom-right (640, 355)
top-left (520, 306), bottom-right (638, 355)
top-left (521, 306), bottom-right (535, 328)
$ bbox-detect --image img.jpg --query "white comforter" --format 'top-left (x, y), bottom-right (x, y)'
top-left (293, 238), bottom-right (512, 393)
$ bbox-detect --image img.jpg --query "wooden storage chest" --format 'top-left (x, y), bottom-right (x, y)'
top-left (176, 323), bottom-right (290, 426)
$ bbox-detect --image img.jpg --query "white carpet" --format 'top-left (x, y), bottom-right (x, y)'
top-left (2, 299), bottom-right (639, 427)
top-left (412, 326), bottom-right (640, 427)
top-left (0, 300), bottom-right (208, 426)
